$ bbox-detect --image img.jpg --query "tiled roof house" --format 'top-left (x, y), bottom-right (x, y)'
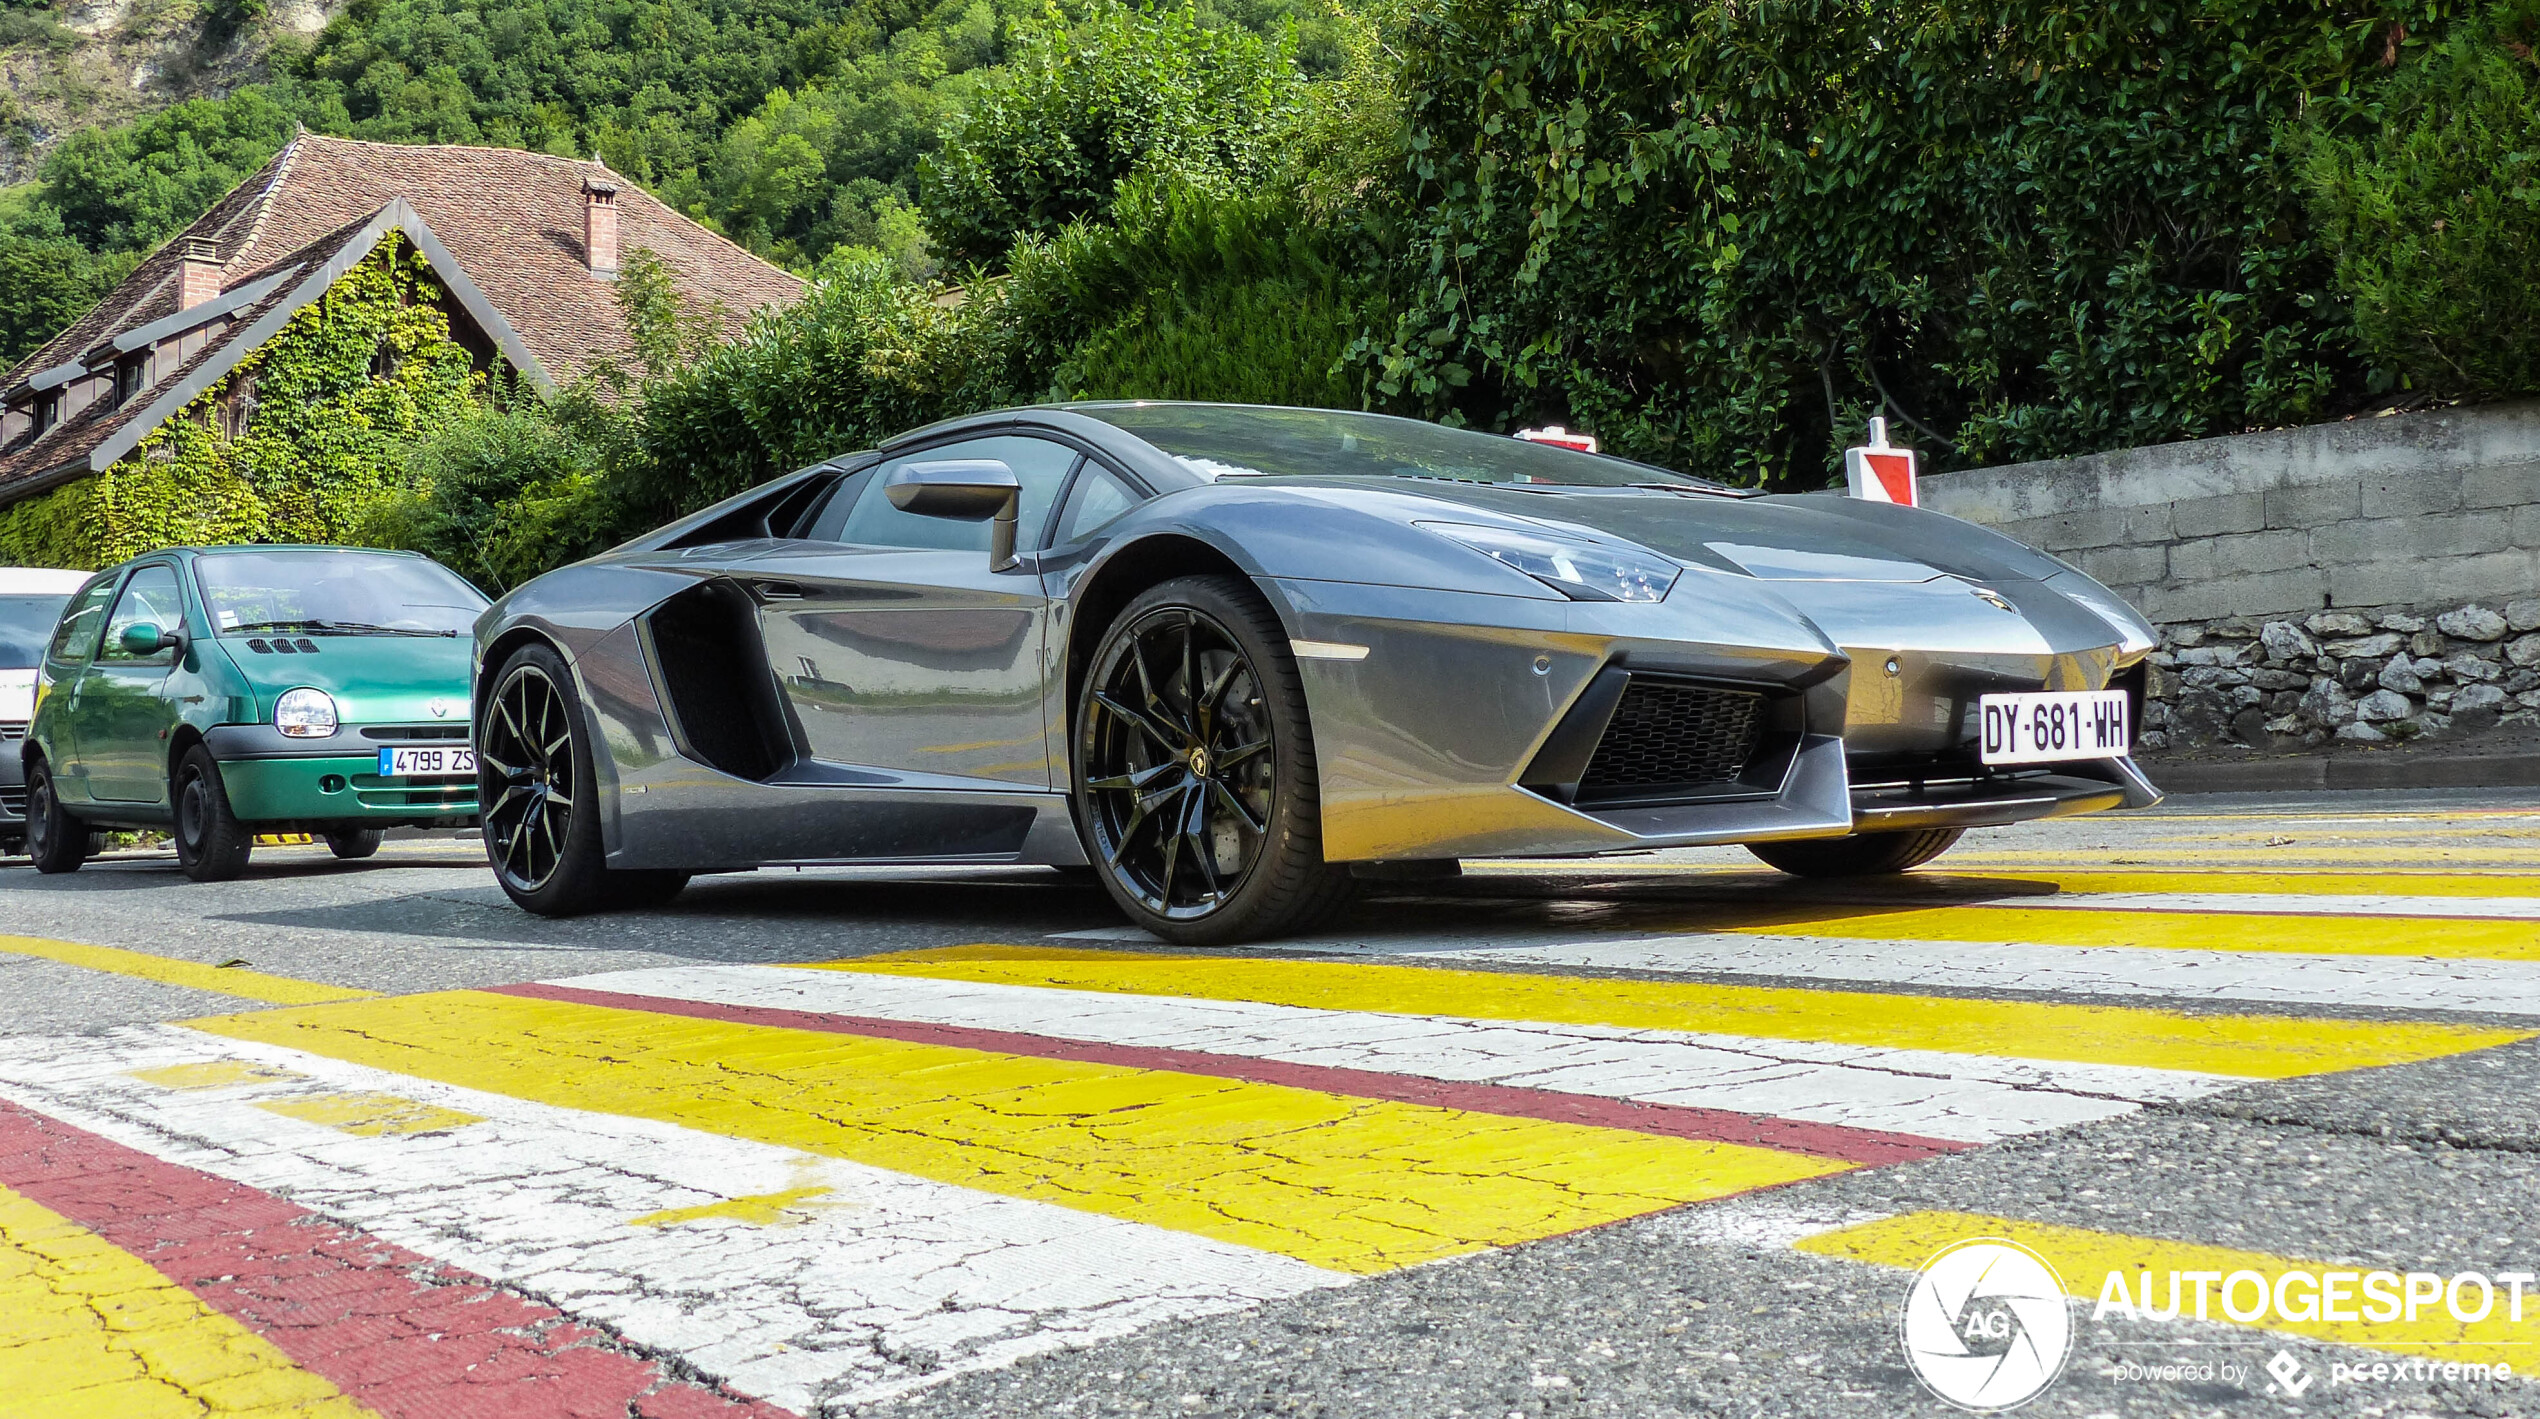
top-left (0, 133), bottom-right (804, 507)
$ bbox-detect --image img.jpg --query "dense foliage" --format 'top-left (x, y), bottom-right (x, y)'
top-left (1374, 0), bottom-right (2458, 482)
top-left (2293, 0), bottom-right (2540, 398)
top-left (14, 0), bottom-right (2540, 584)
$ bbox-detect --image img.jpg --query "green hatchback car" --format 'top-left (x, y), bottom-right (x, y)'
top-left (21, 546), bottom-right (487, 880)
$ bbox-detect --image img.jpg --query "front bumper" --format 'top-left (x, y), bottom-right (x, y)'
top-left (1267, 576), bottom-right (2160, 861)
top-left (205, 724), bottom-right (478, 828)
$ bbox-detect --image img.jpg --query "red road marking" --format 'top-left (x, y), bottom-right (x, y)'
top-left (489, 981), bottom-right (1966, 1166)
top-left (0, 1097), bottom-right (797, 1419)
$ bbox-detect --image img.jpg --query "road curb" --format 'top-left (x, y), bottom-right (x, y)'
top-left (2143, 752), bottom-right (2540, 794)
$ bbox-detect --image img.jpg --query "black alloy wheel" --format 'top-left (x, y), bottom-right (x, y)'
top-left (480, 654), bottom-right (580, 897)
top-left (1076, 576), bottom-right (1353, 945)
top-left (479, 643), bottom-right (689, 916)
top-left (23, 758), bottom-right (87, 875)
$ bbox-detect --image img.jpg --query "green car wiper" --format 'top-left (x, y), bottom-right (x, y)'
top-left (310, 621), bottom-right (459, 637)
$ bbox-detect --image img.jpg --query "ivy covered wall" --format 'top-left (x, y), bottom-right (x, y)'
top-left (0, 235), bottom-right (487, 570)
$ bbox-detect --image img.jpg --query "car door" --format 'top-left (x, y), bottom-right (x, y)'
top-left (37, 573), bottom-right (119, 806)
top-left (76, 562), bottom-right (187, 804)
top-left (749, 434), bottom-right (1082, 789)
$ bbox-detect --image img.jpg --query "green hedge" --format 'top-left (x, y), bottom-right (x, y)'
top-left (1375, 0), bottom-right (2452, 484)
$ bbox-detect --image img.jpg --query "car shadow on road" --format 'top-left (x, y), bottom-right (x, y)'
top-left (203, 868), bottom-right (1143, 965)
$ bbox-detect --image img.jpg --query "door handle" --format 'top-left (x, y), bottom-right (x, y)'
top-left (753, 581), bottom-right (805, 601)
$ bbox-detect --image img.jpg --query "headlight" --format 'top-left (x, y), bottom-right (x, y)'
top-left (275, 687), bottom-right (340, 738)
top-left (1419, 522), bottom-right (1679, 603)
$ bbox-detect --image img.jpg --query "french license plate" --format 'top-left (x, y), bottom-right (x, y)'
top-left (1978, 690), bottom-right (2131, 765)
top-left (378, 745), bottom-right (477, 778)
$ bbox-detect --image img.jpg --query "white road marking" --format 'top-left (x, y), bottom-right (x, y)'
top-left (0, 1025), bottom-right (1349, 1410)
top-left (1312, 936), bottom-right (2540, 1017)
top-left (561, 964), bottom-right (2236, 1143)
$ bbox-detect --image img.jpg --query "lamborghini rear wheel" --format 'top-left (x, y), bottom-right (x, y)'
top-left (480, 642), bottom-right (689, 916)
top-left (1745, 828), bottom-right (1964, 877)
top-left (1075, 576), bottom-right (1354, 946)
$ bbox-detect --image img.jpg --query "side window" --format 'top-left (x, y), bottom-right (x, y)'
top-left (98, 565), bottom-right (182, 664)
top-left (46, 576), bottom-right (118, 666)
top-left (1053, 464), bottom-right (1143, 545)
top-left (822, 436), bottom-right (1082, 552)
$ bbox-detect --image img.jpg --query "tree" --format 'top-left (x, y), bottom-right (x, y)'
top-left (920, 0), bottom-right (1311, 265)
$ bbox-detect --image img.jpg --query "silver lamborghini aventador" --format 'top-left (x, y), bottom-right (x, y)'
top-left (469, 402), bottom-right (2159, 942)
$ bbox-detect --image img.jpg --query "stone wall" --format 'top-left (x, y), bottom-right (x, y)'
top-left (1919, 402), bottom-right (2540, 752)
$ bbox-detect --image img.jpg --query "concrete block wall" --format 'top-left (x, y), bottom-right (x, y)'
top-left (1920, 402), bottom-right (2540, 752)
top-left (1919, 401), bottom-right (2540, 625)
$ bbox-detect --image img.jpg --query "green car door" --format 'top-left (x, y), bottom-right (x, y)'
top-left (70, 562), bottom-right (188, 804)
top-left (35, 573), bottom-right (118, 807)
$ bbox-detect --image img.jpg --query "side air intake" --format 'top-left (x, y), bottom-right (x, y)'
top-left (641, 579), bottom-right (795, 782)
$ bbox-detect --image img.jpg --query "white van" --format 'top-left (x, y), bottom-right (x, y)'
top-left (3, 567), bottom-right (94, 854)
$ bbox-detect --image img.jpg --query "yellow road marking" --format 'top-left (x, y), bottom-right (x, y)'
top-left (817, 945), bottom-right (2521, 1079)
top-left (253, 1092), bottom-right (483, 1137)
top-left (1798, 1211), bottom-right (2537, 1367)
top-left (184, 990), bottom-right (1843, 1274)
top-left (631, 1187), bottom-right (836, 1229)
top-left (1694, 903), bottom-right (2540, 961)
top-left (1951, 847), bottom-right (2540, 865)
top-left (127, 1062), bottom-right (306, 1092)
top-left (0, 937), bottom-right (376, 1007)
top-left (1462, 865), bottom-right (2540, 898)
top-left (0, 1184), bottom-right (373, 1419)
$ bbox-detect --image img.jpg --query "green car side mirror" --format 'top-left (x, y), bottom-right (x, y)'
top-left (119, 622), bottom-right (179, 657)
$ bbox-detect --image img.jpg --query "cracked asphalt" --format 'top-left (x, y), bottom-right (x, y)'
top-left (4, 788), bottom-right (2539, 1418)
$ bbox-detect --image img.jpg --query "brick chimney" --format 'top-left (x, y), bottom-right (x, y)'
top-left (582, 163), bottom-right (620, 278)
top-left (176, 237), bottom-right (223, 310)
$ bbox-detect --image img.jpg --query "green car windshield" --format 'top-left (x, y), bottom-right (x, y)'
top-left (195, 551), bottom-right (488, 637)
top-left (1077, 403), bottom-right (1729, 490)
top-left (0, 593), bottom-right (71, 670)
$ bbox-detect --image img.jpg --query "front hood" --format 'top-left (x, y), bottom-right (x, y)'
top-left (0, 668), bottom-right (30, 723)
top-left (1295, 478), bottom-right (2074, 584)
top-left (216, 635), bottom-right (475, 725)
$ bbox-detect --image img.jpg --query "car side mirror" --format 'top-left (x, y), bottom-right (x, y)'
top-left (886, 460), bottom-right (1023, 571)
top-left (119, 622), bottom-right (179, 657)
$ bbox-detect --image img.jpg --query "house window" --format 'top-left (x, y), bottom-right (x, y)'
top-left (110, 357), bottom-right (148, 409)
top-left (30, 393), bottom-right (59, 437)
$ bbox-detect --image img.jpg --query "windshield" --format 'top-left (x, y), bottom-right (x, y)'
top-left (0, 593), bottom-right (71, 671)
top-left (195, 551), bottom-right (489, 637)
top-left (1076, 404), bottom-right (1728, 490)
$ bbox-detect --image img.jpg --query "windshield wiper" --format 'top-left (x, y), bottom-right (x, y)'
top-left (309, 621), bottom-right (458, 637)
top-left (227, 619), bottom-right (455, 637)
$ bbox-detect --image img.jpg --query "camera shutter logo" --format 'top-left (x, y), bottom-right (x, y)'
top-left (1900, 1238), bottom-right (2075, 1411)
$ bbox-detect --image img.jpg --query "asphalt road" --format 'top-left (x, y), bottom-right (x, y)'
top-left (3, 789), bottom-right (2538, 1418)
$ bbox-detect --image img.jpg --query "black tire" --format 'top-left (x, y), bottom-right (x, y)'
top-left (479, 642), bottom-right (692, 916)
top-left (23, 758), bottom-right (85, 875)
top-left (1746, 827), bottom-right (1965, 877)
top-left (1073, 575), bottom-right (1355, 946)
top-left (173, 746), bottom-right (254, 882)
top-left (324, 827), bottom-right (385, 860)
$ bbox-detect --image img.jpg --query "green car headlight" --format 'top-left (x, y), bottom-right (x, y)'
top-left (1419, 521), bottom-right (1679, 603)
top-left (275, 687), bottom-right (340, 739)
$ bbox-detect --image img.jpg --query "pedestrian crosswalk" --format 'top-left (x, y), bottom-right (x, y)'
top-left (6, 811), bottom-right (2540, 1413)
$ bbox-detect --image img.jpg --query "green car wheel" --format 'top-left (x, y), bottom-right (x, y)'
top-left (23, 758), bottom-right (87, 876)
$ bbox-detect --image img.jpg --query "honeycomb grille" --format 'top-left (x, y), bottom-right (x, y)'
top-left (0, 787), bottom-right (25, 817)
top-left (1579, 679), bottom-right (1765, 797)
